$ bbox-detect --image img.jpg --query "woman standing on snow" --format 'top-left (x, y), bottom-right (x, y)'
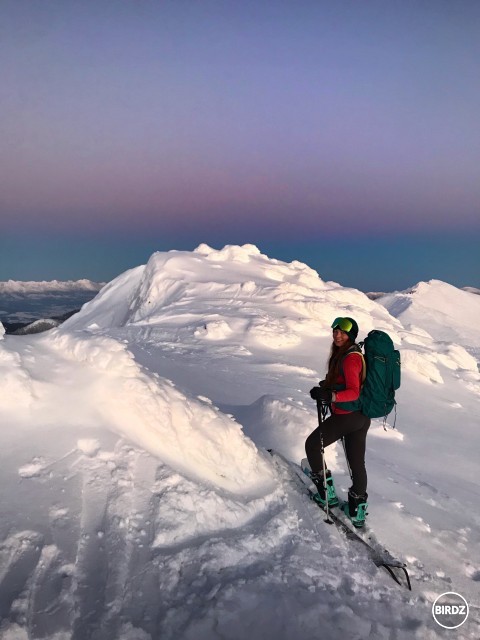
top-left (306, 317), bottom-right (370, 528)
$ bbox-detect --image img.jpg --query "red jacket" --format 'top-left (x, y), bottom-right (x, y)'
top-left (332, 352), bottom-right (363, 414)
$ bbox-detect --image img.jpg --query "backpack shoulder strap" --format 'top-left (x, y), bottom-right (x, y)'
top-left (340, 345), bottom-right (366, 383)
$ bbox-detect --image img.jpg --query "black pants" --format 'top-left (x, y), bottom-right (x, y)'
top-left (305, 410), bottom-right (370, 495)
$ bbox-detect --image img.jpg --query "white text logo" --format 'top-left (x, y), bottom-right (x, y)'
top-left (432, 592), bottom-right (469, 629)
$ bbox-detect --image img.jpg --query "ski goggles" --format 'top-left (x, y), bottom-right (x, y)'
top-left (331, 317), bottom-right (353, 333)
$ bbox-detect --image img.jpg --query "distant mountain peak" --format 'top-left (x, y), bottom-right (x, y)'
top-left (0, 279), bottom-right (105, 294)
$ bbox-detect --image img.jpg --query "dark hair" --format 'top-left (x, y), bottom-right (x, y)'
top-left (325, 340), bottom-right (353, 387)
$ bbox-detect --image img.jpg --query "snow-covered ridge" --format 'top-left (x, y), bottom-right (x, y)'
top-left (463, 286), bottom-right (480, 295)
top-left (63, 244), bottom-right (400, 344)
top-left (1, 244), bottom-right (480, 638)
top-left (0, 279), bottom-right (104, 294)
top-left (61, 245), bottom-right (480, 413)
top-left (377, 279), bottom-right (480, 348)
top-left (13, 318), bottom-right (60, 335)
top-left (63, 245), bottom-right (480, 391)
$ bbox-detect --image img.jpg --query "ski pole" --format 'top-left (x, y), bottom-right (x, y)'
top-left (316, 400), bottom-right (332, 524)
top-left (341, 436), bottom-right (353, 483)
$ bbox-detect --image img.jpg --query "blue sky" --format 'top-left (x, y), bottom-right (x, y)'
top-left (1, 0), bottom-right (479, 290)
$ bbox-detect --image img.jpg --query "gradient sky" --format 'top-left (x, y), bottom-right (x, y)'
top-left (1, 0), bottom-right (479, 290)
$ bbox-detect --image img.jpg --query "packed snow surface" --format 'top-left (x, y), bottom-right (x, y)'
top-left (1, 244), bottom-right (479, 639)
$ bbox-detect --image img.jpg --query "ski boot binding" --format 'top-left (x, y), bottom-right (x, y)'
top-left (342, 489), bottom-right (368, 528)
top-left (310, 470), bottom-right (339, 507)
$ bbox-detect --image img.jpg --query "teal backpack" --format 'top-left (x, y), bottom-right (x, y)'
top-left (335, 330), bottom-right (401, 422)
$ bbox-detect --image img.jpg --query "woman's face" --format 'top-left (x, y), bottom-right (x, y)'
top-left (333, 328), bottom-right (350, 348)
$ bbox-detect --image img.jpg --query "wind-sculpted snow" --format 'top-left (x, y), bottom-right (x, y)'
top-left (47, 330), bottom-right (276, 496)
top-left (223, 394), bottom-right (340, 470)
top-left (401, 349), bottom-right (445, 384)
top-left (63, 244), bottom-right (401, 352)
top-left (0, 342), bottom-right (34, 414)
top-left (401, 339), bottom-right (479, 385)
top-left (62, 266), bottom-right (145, 331)
top-left (436, 343), bottom-right (478, 371)
top-left (379, 279), bottom-right (480, 348)
top-left (2, 245), bottom-right (480, 639)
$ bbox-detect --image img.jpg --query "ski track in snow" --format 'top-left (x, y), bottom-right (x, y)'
top-left (0, 442), bottom-right (449, 640)
top-left (2, 440), bottom-right (479, 639)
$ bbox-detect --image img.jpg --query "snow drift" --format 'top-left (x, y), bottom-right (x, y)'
top-left (378, 279), bottom-right (480, 348)
top-left (1, 244), bottom-right (479, 640)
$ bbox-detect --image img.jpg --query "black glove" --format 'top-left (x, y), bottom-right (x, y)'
top-left (309, 381), bottom-right (326, 399)
top-left (309, 386), bottom-right (333, 402)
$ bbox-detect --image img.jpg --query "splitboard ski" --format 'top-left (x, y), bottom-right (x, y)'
top-left (268, 449), bottom-right (411, 590)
